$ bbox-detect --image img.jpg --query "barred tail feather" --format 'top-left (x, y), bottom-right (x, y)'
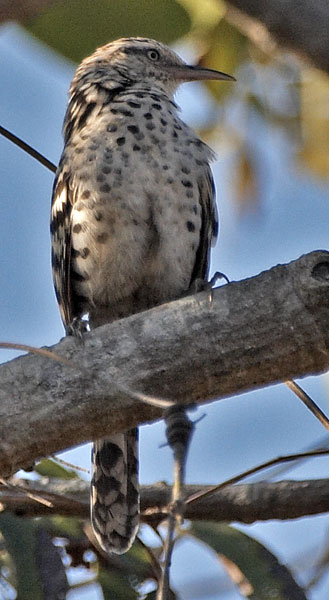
top-left (91, 429), bottom-right (139, 554)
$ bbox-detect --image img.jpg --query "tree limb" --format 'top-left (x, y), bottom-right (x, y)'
top-left (226, 0), bottom-right (329, 73)
top-left (3, 479), bottom-right (329, 523)
top-left (0, 250), bottom-right (328, 476)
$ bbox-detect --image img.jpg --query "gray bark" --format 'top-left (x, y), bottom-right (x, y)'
top-left (0, 250), bottom-right (328, 476)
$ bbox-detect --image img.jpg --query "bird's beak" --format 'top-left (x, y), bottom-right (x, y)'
top-left (171, 64), bottom-right (236, 82)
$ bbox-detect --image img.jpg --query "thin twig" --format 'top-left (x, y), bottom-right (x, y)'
top-left (51, 455), bottom-right (90, 475)
top-left (0, 477), bottom-right (53, 508)
top-left (0, 341), bottom-right (73, 367)
top-left (285, 380), bottom-right (329, 432)
top-left (157, 407), bottom-right (194, 600)
top-left (0, 125), bottom-right (56, 173)
top-left (185, 449), bottom-right (329, 506)
top-left (0, 340), bottom-right (173, 409)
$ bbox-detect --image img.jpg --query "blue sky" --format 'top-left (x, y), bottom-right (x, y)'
top-left (1, 22), bottom-right (329, 599)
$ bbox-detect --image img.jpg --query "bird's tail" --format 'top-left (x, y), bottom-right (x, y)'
top-left (91, 429), bottom-right (139, 554)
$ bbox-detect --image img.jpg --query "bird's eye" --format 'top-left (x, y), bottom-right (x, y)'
top-left (147, 49), bottom-right (160, 61)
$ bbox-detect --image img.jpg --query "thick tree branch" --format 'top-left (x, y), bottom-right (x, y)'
top-left (226, 0), bottom-right (329, 73)
top-left (3, 479), bottom-right (329, 523)
top-left (0, 250), bottom-right (328, 475)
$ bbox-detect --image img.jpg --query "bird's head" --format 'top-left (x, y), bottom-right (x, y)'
top-left (72, 37), bottom-right (235, 98)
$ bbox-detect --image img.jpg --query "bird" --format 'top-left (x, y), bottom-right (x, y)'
top-left (50, 37), bottom-right (234, 554)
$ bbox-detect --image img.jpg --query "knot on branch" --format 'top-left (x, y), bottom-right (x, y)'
top-left (312, 260), bottom-right (329, 282)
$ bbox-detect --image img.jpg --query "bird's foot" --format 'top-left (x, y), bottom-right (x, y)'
top-left (66, 317), bottom-right (88, 339)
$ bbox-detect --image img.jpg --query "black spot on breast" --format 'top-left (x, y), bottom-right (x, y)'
top-left (152, 103), bottom-right (161, 110)
top-left (161, 118), bottom-right (167, 126)
top-left (114, 168), bottom-right (121, 175)
top-left (133, 144), bottom-right (141, 151)
top-left (97, 232), bottom-right (109, 243)
top-left (119, 109), bottom-right (133, 117)
top-left (128, 100), bottom-right (141, 108)
top-left (73, 223), bottom-right (82, 233)
top-left (182, 179), bottom-right (193, 188)
top-left (110, 108), bottom-right (118, 114)
top-left (116, 137), bottom-right (126, 146)
top-left (80, 247), bottom-right (90, 258)
top-left (146, 122), bottom-right (155, 131)
top-left (81, 190), bottom-right (90, 199)
top-left (128, 125), bottom-right (140, 135)
top-left (144, 112), bottom-right (153, 120)
top-left (186, 220), bottom-right (195, 232)
top-left (95, 211), bottom-right (103, 221)
top-left (100, 183), bottom-right (111, 192)
top-left (107, 124), bottom-right (117, 132)
top-left (172, 130), bottom-right (178, 139)
top-left (181, 166), bottom-right (191, 174)
top-left (102, 166), bottom-right (111, 174)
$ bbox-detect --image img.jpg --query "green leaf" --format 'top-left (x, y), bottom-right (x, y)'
top-left (98, 541), bottom-right (155, 600)
top-left (0, 513), bottom-right (67, 600)
top-left (98, 568), bottom-right (139, 600)
top-left (0, 513), bottom-right (43, 599)
top-left (200, 19), bottom-right (246, 101)
top-left (41, 515), bottom-right (86, 539)
top-left (191, 522), bottom-right (307, 600)
top-left (35, 458), bottom-right (79, 479)
top-left (25, 0), bottom-right (191, 63)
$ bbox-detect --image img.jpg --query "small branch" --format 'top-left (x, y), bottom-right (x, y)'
top-left (0, 125), bottom-right (56, 173)
top-left (157, 408), bottom-right (194, 600)
top-left (285, 380), bottom-right (329, 432)
top-left (0, 251), bottom-right (328, 475)
top-left (185, 449), bottom-right (329, 505)
top-left (3, 477), bottom-right (329, 523)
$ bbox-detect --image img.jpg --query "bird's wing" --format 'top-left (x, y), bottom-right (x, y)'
top-left (190, 164), bottom-right (218, 284)
top-left (50, 166), bottom-right (74, 331)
